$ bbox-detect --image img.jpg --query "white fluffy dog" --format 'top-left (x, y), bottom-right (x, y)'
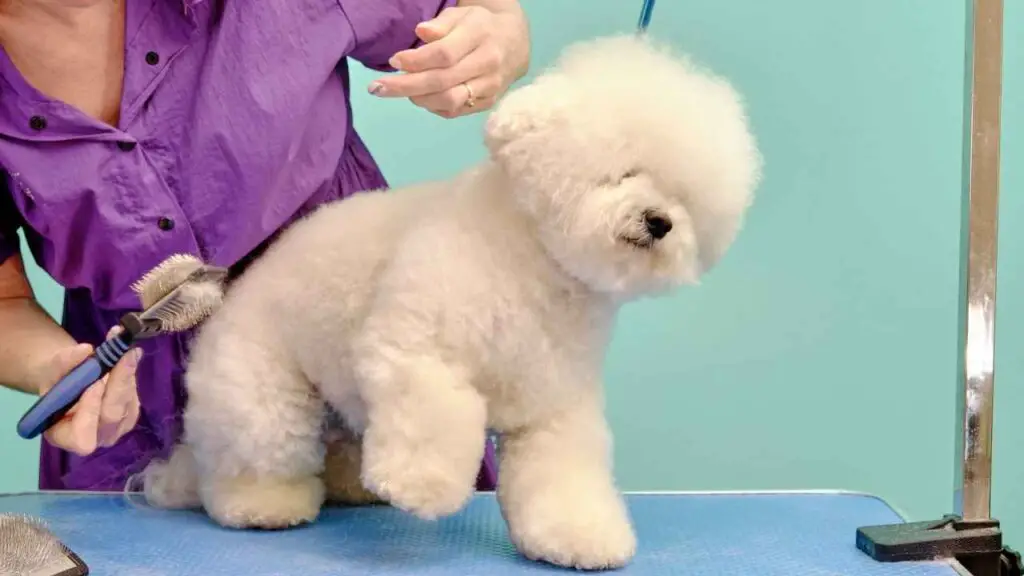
top-left (140, 34), bottom-right (761, 570)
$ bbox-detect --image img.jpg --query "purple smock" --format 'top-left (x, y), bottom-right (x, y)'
top-left (0, 0), bottom-right (498, 492)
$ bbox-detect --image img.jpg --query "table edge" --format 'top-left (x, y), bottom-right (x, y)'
top-left (0, 488), bottom-right (907, 517)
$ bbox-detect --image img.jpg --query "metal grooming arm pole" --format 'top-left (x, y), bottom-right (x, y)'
top-left (856, 1), bottom-right (1019, 574)
top-left (955, 0), bottom-right (1002, 526)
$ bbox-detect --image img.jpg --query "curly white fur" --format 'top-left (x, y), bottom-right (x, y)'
top-left (140, 35), bottom-right (761, 569)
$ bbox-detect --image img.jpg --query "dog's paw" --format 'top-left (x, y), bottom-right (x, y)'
top-left (361, 441), bottom-right (473, 519)
top-left (203, 474), bottom-right (325, 530)
top-left (505, 490), bottom-right (637, 570)
top-left (512, 514), bottom-right (637, 570)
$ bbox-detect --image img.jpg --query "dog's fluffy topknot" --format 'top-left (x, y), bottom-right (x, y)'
top-left (486, 34), bottom-right (762, 277)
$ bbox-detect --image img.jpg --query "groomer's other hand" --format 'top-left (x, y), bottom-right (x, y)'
top-left (38, 326), bottom-right (142, 456)
top-left (368, 2), bottom-right (530, 118)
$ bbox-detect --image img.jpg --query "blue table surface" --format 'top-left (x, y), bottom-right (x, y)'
top-left (0, 491), bottom-right (960, 575)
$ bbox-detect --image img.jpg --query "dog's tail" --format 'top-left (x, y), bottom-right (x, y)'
top-left (126, 443), bottom-right (202, 510)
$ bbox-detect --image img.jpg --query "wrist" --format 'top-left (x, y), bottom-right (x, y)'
top-left (0, 298), bottom-right (76, 395)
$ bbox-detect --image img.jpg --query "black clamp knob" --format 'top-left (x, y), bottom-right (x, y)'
top-left (1001, 546), bottom-right (1023, 576)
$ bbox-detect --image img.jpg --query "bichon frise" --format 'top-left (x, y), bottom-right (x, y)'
top-left (140, 34), bottom-right (761, 570)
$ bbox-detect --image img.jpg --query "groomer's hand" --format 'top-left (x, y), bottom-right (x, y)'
top-left (368, 2), bottom-right (530, 118)
top-left (37, 327), bottom-right (142, 456)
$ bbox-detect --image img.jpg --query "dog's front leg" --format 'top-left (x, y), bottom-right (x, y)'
top-left (497, 398), bottom-right (636, 570)
top-left (357, 354), bottom-right (486, 520)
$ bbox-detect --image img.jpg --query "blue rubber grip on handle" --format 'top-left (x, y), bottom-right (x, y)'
top-left (16, 336), bottom-right (130, 439)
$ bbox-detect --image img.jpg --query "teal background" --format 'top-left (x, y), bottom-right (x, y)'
top-left (2, 0), bottom-right (1020, 551)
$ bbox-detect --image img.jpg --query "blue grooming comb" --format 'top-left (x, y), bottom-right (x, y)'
top-left (637, 0), bottom-right (656, 33)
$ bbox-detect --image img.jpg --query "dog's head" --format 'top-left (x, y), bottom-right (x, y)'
top-left (485, 35), bottom-right (762, 299)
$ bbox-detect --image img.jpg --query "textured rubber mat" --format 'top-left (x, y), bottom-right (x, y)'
top-left (0, 491), bottom-right (958, 575)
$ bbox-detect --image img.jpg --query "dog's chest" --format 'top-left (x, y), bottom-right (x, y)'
top-left (479, 300), bottom-right (611, 431)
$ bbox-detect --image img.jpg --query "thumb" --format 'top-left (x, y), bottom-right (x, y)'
top-left (415, 7), bottom-right (467, 42)
top-left (39, 344), bottom-right (94, 394)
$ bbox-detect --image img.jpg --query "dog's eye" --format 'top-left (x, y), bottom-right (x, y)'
top-left (597, 169), bottom-right (642, 188)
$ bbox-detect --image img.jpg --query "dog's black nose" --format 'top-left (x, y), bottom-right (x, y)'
top-left (644, 212), bottom-right (673, 240)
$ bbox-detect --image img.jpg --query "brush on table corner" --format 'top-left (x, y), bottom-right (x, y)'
top-left (16, 254), bottom-right (229, 440)
top-left (0, 514), bottom-right (89, 576)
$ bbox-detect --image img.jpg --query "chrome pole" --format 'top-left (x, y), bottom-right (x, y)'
top-left (954, 0), bottom-right (1003, 523)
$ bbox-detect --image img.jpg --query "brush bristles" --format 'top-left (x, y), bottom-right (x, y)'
top-left (147, 281), bottom-right (225, 331)
top-left (132, 254), bottom-right (205, 309)
top-left (0, 514), bottom-right (76, 574)
top-left (130, 254), bottom-right (227, 334)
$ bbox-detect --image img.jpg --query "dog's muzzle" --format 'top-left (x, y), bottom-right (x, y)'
top-left (621, 210), bottom-right (673, 249)
top-left (643, 210), bottom-right (673, 240)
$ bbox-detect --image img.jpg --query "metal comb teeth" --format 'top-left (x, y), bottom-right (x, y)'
top-left (141, 280), bottom-right (224, 332)
top-left (129, 254), bottom-right (228, 336)
top-left (0, 514), bottom-right (87, 576)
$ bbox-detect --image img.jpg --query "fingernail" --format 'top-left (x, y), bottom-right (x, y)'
top-left (368, 82), bottom-right (386, 96)
top-left (124, 348), bottom-right (142, 368)
top-left (388, 55), bottom-right (402, 70)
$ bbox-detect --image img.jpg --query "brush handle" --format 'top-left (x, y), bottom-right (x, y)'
top-left (16, 334), bottom-right (134, 440)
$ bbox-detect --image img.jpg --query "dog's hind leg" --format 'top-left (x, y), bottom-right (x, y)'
top-left (356, 353), bottom-right (487, 520)
top-left (322, 425), bottom-right (382, 506)
top-left (179, 330), bottom-right (327, 530)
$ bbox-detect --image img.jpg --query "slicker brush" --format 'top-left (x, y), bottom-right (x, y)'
top-left (16, 254), bottom-right (229, 440)
top-left (0, 514), bottom-right (89, 576)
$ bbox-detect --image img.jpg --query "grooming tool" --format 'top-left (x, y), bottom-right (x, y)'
top-left (637, 0), bottom-right (657, 33)
top-left (0, 514), bottom-right (89, 576)
top-left (16, 254), bottom-right (228, 440)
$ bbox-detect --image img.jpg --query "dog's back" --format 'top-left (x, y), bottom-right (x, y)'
top-left (192, 180), bottom-right (446, 386)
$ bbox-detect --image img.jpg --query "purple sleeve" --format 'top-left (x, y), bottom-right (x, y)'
top-left (0, 173), bottom-right (21, 265)
top-left (339, 0), bottom-right (458, 71)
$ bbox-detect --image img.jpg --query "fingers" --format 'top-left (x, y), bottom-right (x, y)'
top-left (413, 6), bottom-right (469, 43)
top-left (98, 348), bottom-right (142, 447)
top-left (409, 74), bottom-right (500, 118)
top-left (38, 344), bottom-right (94, 394)
top-left (38, 326), bottom-right (143, 455)
top-left (373, 44), bottom-right (498, 100)
top-left (113, 396), bottom-right (141, 443)
top-left (368, 4), bottom-right (525, 119)
top-left (404, 44), bottom-right (504, 117)
top-left (69, 380), bottom-right (104, 453)
top-left (44, 379), bottom-right (106, 457)
top-left (389, 10), bottom-right (481, 73)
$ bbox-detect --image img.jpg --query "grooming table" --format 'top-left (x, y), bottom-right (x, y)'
top-left (0, 491), bottom-right (963, 575)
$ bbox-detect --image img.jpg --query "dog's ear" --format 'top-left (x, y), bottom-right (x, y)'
top-left (484, 76), bottom-right (570, 163)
